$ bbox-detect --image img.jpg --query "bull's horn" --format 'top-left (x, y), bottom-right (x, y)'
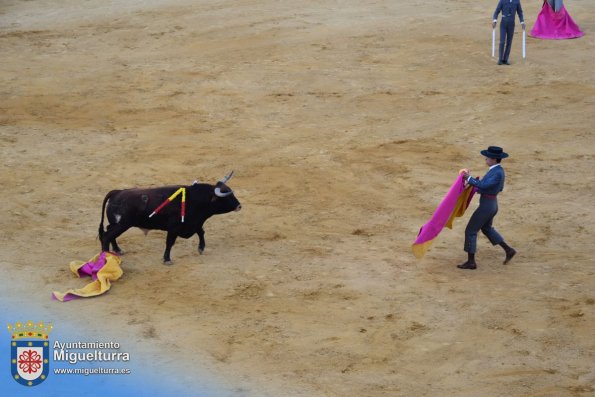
top-left (219, 170), bottom-right (234, 184)
top-left (214, 187), bottom-right (233, 198)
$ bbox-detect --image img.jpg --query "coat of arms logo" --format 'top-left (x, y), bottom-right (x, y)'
top-left (7, 320), bottom-right (52, 386)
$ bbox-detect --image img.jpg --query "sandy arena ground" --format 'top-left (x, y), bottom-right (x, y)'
top-left (1, 0), bottom-right (594, 396)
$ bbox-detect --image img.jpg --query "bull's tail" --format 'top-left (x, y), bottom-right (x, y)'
top-left (98, 190), bottom-right (120, 241)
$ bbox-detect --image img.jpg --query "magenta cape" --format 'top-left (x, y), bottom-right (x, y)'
top-left (412, 174), bottom-right (476, 259)
top-left (530, 1), bottom-right (584, 39)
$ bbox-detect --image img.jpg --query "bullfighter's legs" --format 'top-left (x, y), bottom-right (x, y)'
top-left (498, 21), bottom-right (507, 63)
top-left (457, 252), bottom-right (477, 270)
top-left (499, 241), bottom-right (517, 264)
top-left (503, 22), bottom-right (514, 63)
top-left (163, 231), bottom-right (178, 265)
top-left (479, 210), bottom-right (516, 264)
top-left (459, 200), bottom-right (497, 270)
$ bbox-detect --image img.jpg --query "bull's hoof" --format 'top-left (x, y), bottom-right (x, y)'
top-left (114, 249), bottom-right (125, 256)
top-left (198, 248), bottom-right (204, 255)
top-left (163, 260), bottom-right (173, 266)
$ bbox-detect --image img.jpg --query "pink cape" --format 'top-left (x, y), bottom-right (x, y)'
top-left (412, 174), bottom-right (476, 259)
top-left (530, 1), bottom-right (584, 39)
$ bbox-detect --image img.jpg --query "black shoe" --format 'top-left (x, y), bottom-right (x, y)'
top-left (503, 248), bottom-right (516, 264)
top-left (504, 61), bottom-right (510, 65)
top-left (497, 60), bottom-right (503, 65)
top-left (457, 262), bottom-right (477, 270)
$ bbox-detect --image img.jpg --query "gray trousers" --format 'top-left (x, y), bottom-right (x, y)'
top-left (547, 0), bottom-right (563, 13)
top-left (464, 197), bottom-right (504, 253)
top-left (499, 17), bottom-right (515, 62)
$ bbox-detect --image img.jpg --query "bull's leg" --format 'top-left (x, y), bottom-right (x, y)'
top-left (163, 231), bottom-right (178, 265)
top-left (111, 239), bottom-right (124, 255)
top-left (101, 223), bottom-right (131, 253)
top-left (197, 227), bottom-right (205, 254)
top-left (106, 224), bottom-right (124, 254)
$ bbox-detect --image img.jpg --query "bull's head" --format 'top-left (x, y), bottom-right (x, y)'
top-left (212, 171), bottom-right (241, 213)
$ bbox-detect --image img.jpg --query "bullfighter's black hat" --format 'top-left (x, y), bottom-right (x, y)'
top-left (481, 146), bottom-right (509, 159)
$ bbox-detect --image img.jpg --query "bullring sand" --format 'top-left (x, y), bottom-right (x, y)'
top-left (1, 0), bottom-right (594, 396)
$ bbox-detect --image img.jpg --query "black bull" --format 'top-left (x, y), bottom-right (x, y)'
top-left (98, 175), bottom-right (241, 264)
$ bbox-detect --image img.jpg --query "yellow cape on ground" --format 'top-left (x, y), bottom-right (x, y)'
top-left (53, 252), bottom-right (122, 302)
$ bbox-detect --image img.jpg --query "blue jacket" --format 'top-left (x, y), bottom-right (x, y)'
top-left (493, 0), bottom-right (524, 23)
top-left (468, 165), bottom-right (505, 195)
